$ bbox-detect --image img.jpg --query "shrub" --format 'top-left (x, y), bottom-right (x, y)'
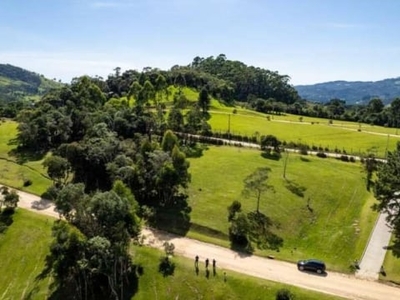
top-left (339, 155), bottom-right (349, 162)
top-left (276, 288), bottom-right (295, 300)
top-left (232, 108), bottom-right (237, 114)
top-left (299, 147), bottom-right (308, 155)
top-left (316, 152), bottom-right (327, 158)
top-left (23, 179), bottom-right (32, 187)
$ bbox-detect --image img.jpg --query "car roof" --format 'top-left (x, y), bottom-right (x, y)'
top-left (306, 259), bottom-right (325, 264)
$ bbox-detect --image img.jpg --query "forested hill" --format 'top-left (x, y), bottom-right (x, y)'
top-left (0, 63), bottom-right (63, 103)
top-left (105, 54), bottom-right (300, 105)
top-left (295, 77), bottom-right (400, 104)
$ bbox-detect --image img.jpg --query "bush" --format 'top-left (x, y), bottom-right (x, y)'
top-left (232, 108), bottom-right (237, 114)
top-left (339, 155), bottom-right (349, 162)
top-left (276, 288), bottom-right (295, 300)
top-left (23, 179), bottom-right (32, 187)
top-left (349, 156), bottom-right (356, 163)
top-left (299, 147), bottom-right (308, 155)
top-left (316, 152), bottom-right (327, 158)
top-left (158, 256), bottom-right (175, 277)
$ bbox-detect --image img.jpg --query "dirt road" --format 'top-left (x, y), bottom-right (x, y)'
top-left (5, 186), bottom-right (400, 300)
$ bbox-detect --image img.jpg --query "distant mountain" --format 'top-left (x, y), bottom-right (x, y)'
top-left (295, 77), bottom-right (400, 104)
top-left (0, 64), bottom-right (63, 102)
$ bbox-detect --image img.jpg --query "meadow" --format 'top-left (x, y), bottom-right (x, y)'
top-left (0, 120), bottom-right (51, 195)
top-left (187, 146), bottom-right (377, 272)
top-left (208, 111), bottom-right (399, 158)
top-left (0, 209), bottom-right (344, 300)
top-left (380, 237), bottom-right (400, 285)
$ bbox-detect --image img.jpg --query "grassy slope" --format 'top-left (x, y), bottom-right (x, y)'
top-left (0, 120), bottom-right (51, 195)
top-left (166, 86), bottom-right (399, 157)
top-left (208, 112), bottom-right (399, 157)
top-left (0, 209), bottom-right (53, 300)
top-left (0, 209), bottom-right (344, 300)
top-left (380, 236), bottom-right (400, 285)
top-left (187, 146), bottom-right (377, 272)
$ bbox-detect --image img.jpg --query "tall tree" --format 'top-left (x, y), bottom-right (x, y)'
top-left (242, 167), bottom-right (274, 213)
top-left (155, 74), bottom-right (168, 103)
top-left (374, 142), bottom-right (400, 255)
top-left (363, 154), bottom-right (379, 191)
top-left (43, 155), bottom-right (71, 187)
top-left (198, 87), bottom-right (210, 114)
top-left (48, 182), bottom-right (141, 299)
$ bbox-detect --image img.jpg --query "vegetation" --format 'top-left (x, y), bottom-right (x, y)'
top-left (0, 209), bottom-right (53, 299)
top-left (0, 64), bottom-right (62, 117)
top-left (380, 236), bottom-right (400, 285)
top-left (0, 120), bottom-right (51, 195)
top-left (208, 111), bottom-right (399, 157)
top-left (0, 209), bottom-right (345, 300)
top-left (1, 55), bottom-right (399, 295)
top-left (187, 146), bottom-right (377, 272)
top-left (45, 181), bottom-right (141, 299)
top-left (374, 142), bottom-right (400, 256)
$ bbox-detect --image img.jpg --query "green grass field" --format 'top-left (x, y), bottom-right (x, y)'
top-left (380, 237), bottom-right (400, 285)
top-left (0, 120), bottom-right (51, 195)
top-left (187, 146), bottom-right (377, 273)
top-left (0, 209), bottom-right (54, 300)
top-left (0, 209), bottom-right (344, 300)
top-left (208, 111), bottom-right (399, 157)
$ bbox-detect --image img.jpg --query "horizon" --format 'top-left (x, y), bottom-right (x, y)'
top-left (1, 0), bottom-right (400, 85)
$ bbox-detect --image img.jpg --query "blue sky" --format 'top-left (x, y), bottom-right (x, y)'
top-left (1, 0), bottom-right (400, 85)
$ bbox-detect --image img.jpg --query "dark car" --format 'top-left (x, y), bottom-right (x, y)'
top-left (297, 259), bottom-right (326, 274)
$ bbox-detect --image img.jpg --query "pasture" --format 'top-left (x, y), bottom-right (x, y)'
top-left (0, 120), bottom-right (51, 195)
top-left (208, 111), bottom-right (399, 157)
top-left (0, 209), bottom-right (53, 299)
top-left (187, 146), bottom-right (377, 272)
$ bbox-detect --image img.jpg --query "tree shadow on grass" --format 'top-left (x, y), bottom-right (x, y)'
top-left (260, 151), bottom-right (281, 161)
top-left (190, 223), bottom-right (229, 240)
top-left (150, 197), bottom-right (192, 236)
top-left (32, 261), bottom-right (140, 300)
top-left (284, 180), bottom-right (307, 198)
top-left (8, 145), bottom-right (47, 164)
top-left (0, 207), bottom-right (15, 234)
top-left (300, 156), bottom-right (311, 162)
top-left (386, 240), bottom-right (400, 258)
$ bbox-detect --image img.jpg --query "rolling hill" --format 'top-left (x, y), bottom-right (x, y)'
top-left (0, 63), bottom-right (63, 103)
top-left (295, 77), bottom-right (400, 104)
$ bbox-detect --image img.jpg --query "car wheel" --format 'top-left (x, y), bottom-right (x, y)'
top-left (317, 269), bottom-right (322, 274)
top-left (299, 266), bottom-right (304, 271)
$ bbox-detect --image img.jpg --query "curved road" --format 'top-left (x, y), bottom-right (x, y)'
top-left (6, 186), bottom-right (400, 300)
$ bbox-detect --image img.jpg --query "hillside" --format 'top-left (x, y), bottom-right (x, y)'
top-left (0, 63), bottom-right (63, 103)
top-left (295, 77), bottom-right (400, 104)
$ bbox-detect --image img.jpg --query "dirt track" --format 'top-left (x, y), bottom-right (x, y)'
top-left (6, 186), bottom-right (400, 300)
